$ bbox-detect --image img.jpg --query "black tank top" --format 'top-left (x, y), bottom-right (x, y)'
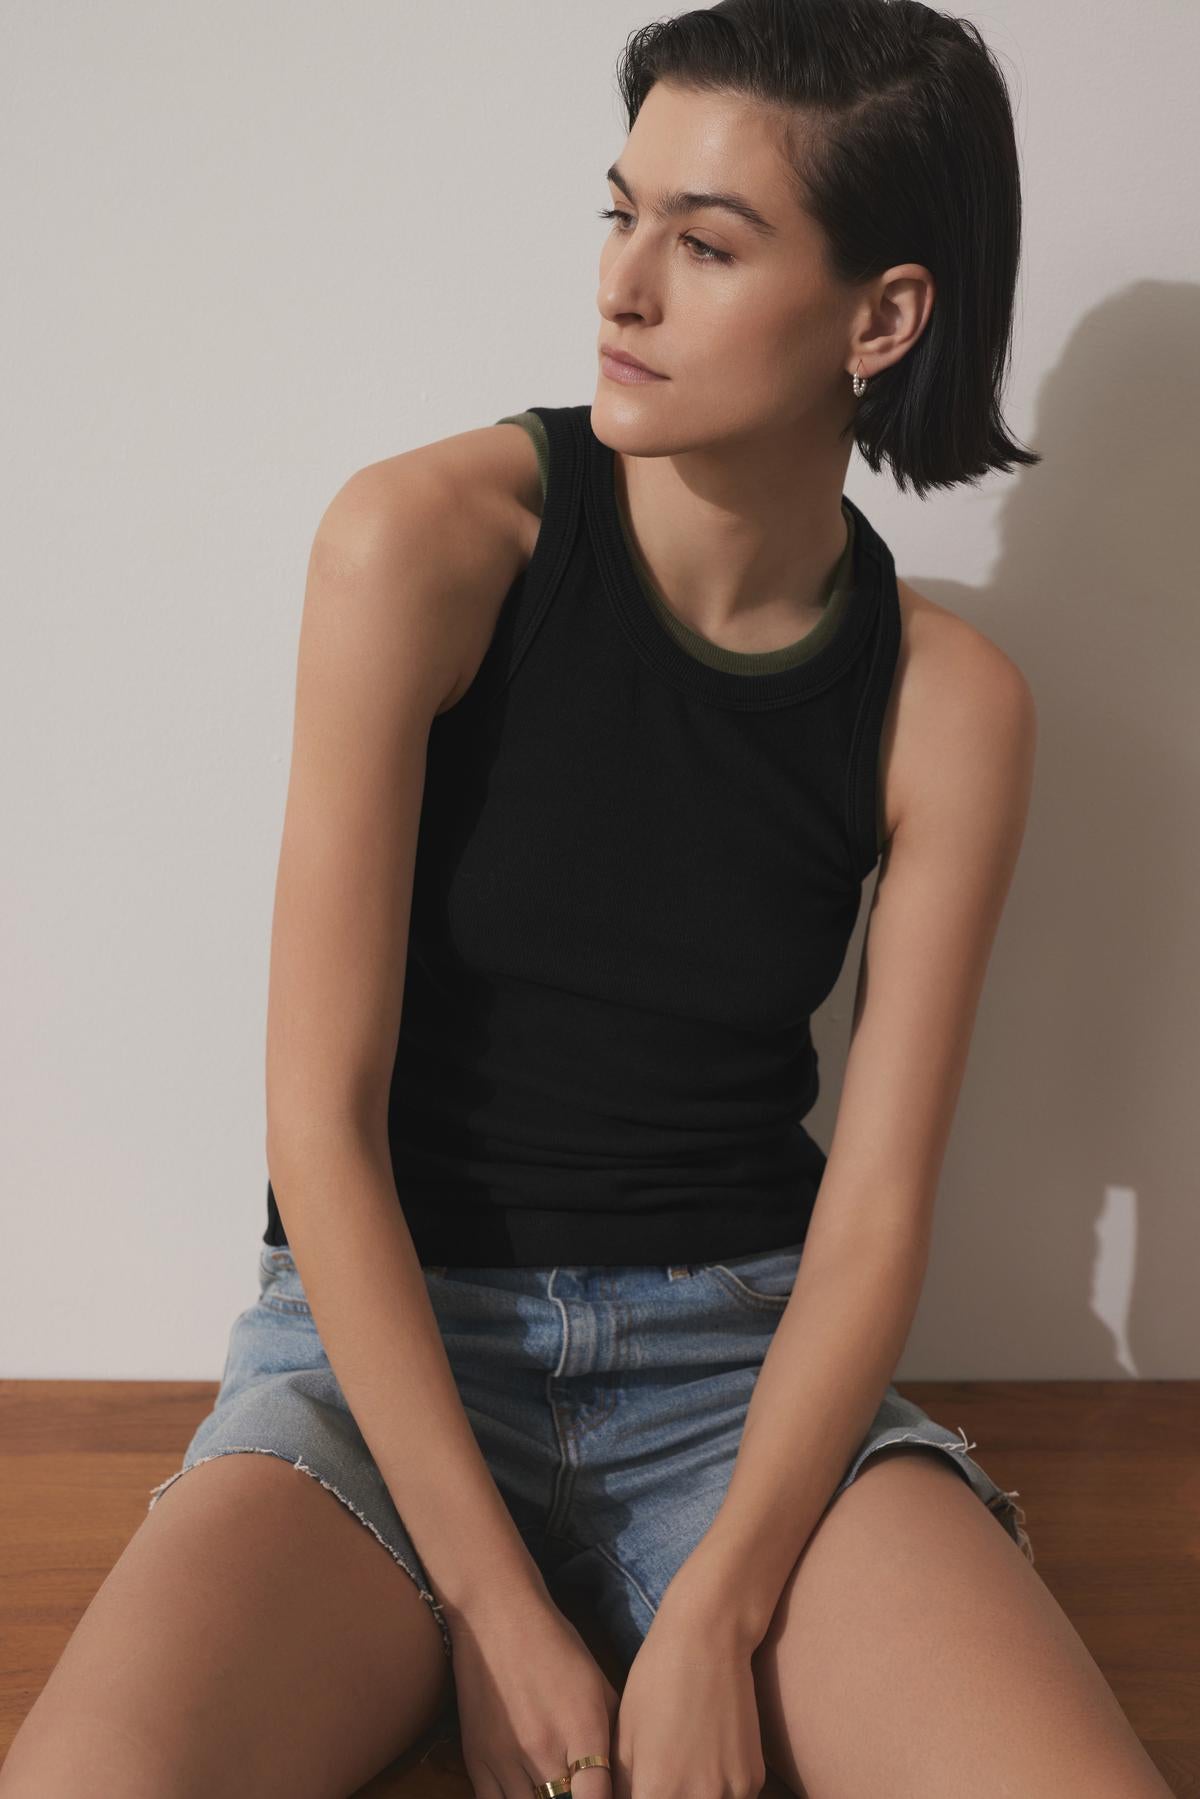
top-left (264, 401), bottom-right (901, 1266)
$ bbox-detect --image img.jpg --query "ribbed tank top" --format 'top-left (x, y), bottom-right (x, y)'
top-left (264, 402), bottom-right (901, 1266)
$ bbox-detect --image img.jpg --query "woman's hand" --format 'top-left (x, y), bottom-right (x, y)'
top-left (446, 1573), bottom-right (620, 1799)
top-left (610, 1594), bottom-right (768, 1799)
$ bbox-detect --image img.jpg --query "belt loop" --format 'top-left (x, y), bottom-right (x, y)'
top-left (666, 1264), bottom-right (694, 1280)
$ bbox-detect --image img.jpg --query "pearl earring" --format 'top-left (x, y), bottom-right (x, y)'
top-left (851, 360), bottom-right (868, 398)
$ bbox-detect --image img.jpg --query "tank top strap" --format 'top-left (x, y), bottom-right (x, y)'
top-left (844, 520), bottom-right (901, 877)
top-left (437, 404), bottom-right (586, 724)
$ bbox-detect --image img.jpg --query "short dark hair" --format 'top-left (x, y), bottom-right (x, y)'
top-left (614, 0), bottom-right (1041, 498)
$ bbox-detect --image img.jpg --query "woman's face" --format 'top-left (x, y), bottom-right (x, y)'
top-left (594, 81), bottom-right (859, 451)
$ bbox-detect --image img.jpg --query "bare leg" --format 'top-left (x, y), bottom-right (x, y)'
top-left (752, 1445), bottom-right (1172, 1799)
top-left (0, 1450), bottom-right (453, 1798)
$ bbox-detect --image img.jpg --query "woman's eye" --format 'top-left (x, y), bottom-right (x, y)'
top-left (595, 207), bottom-right (732, 266)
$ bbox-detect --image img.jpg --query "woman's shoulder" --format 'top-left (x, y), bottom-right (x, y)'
top-left (881, 575), bottom-right (1035, 848)
top-left (894, 575), bottom-right (1030, 697)
top-left (314, 421), bottom-right (544, 716)
top-left (353, 415), bottom-right (546, 576)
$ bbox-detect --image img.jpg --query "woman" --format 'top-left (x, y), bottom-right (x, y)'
top-left (3, 3), bottom-right (1172, 1796)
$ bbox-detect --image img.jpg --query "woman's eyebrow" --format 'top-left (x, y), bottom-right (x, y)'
top-left (606, 161), bottom-right (779, 239)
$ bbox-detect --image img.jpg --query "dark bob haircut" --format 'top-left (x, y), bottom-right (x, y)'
top-left (614, 0), bottom-right (1041, 498)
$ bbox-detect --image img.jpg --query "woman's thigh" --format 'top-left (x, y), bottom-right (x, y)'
top-left (752, 1445), bottom-right (1171, 1799)
top-left (0, 1447), bottom-right (454, 1799)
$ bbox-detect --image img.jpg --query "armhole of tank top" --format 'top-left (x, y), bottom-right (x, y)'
top-left (430, 407), bottom-right (581, 726)
top-left (843, 541), bottom-right (901, 882)
top-left (496, 410), bottom-right (548, 505)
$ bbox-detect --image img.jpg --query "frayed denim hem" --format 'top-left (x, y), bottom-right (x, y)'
top-left (147, 1445), bottom-right (455, 1660)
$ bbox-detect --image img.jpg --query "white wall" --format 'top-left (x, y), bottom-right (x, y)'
top-left (3, 2), bottom-right (1195, 1379)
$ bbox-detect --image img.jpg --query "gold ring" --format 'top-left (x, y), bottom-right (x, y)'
top-left (531, 1779), bottom-right (573, 1797)
top-left (569, 1753), bottom-right (612, 1776)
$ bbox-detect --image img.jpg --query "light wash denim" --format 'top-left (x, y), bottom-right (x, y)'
top-left (148, 1237), bottom-right (1034, 1686)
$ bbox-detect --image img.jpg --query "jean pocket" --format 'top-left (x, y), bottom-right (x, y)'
top-left (702, 1240), bottom-right (806, 1309)
top-left (257, 1245), bottom-right (313, 1315)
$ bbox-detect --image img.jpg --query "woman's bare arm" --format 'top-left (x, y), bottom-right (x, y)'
top-left (646, 605), bottom-right (1039, 1641)
top-left (263, 427), bottom-right (544, 1633)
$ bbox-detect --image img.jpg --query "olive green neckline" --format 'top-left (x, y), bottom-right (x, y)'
top-left (496, 410), bottom-right (856, 674)
top-left (622, 500), bottom-right (855, 673)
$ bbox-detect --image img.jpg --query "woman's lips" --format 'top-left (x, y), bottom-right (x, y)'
top-left (600, 350), bottom-right (668, 384)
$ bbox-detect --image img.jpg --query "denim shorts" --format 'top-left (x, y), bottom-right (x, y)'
top-left (147, 1238), bottom-right (1034, 1685)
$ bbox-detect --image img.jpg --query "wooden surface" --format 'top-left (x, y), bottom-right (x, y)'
top-left (1, 1379), bottom-right (1196, 1795)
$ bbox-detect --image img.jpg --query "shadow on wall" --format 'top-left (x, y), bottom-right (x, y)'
top-left (809, 279), bottom-right (1199, 1383)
